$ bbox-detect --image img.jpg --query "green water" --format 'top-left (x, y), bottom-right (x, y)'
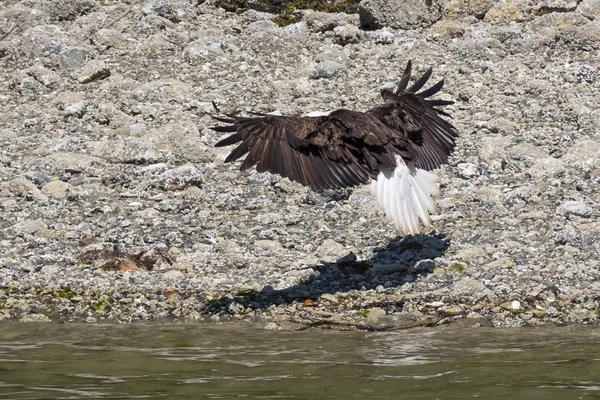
top-left (0, 322), bottom-right (599, 399)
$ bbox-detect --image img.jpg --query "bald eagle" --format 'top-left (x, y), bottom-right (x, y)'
top-left (211, 61), bottom-right (458, 235)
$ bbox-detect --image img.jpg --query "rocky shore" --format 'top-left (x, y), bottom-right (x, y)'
top-left (0, 0), bottom-right (599, 329)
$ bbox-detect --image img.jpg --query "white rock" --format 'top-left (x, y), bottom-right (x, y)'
top-left (559, 201), bottom-right (593, 218)
top-left (457, 162), bottom-right (480, 179)
top-left (64, 101), bottom-right (87, 118)
top-left (374, 28), bottom-right (395, 44)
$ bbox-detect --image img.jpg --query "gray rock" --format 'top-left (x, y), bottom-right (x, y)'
top-left (315, 239), bottom-right (347, 262)
top-left (153, 164), bottom-right (204, 190)
top-left (41, 180), bottom-right (70, 199)
top-left (577, 0), bottom-right (600, 19)
top-left (254, 240), bottom-right (283, 253)
top-left (37, 152), bottom-right (104, 174)
top-left (163, 270), bottom-right (185, 280)
top-left (0, 4), bottom-right (50, 34)
top-left (59, 47), bottom-right (91, 70)
top-left (241, 9), bottom-right (276, 23)
top-left (183, 38), bottom-right (226, 65)
top-left (558, 201), bottom-right (593, 218)
top-left (68, 181), bottom-right (114, 202)
top-left (247, 19), bottom-right (279, 32)
top-left (333, 25), bottom-right (362, 46)
top-left (576, 65), bottom-right (597, 83)
top-left (310, 60), bottom-right (347, 79)
top-left (452, 278), bottom-right (487, 295)
top-left (316, 50), bottom-right (348, 64)
top-left (129, 123), bottom-right (147, 135)
top-left (19, 314), bottom-right (51, 323)
top-left (444, 0), bottom-right (494, 20)
top-left (25, 65), bottom-right (56, 88)
top-left (0, 178), bottom-right (48, 202)
top-left (74, 60), bottom-right (111, 84)
top-left (359, 0), bottom-right (444, 29)
top-left (300, 10), bottom-right (359, 33)
top-left (18, 24), bottom-right (81, 67)
top-left (13, 218), bottom-right (48, 236)
top-left (25, 0), bottom-right (98, 22)
top-left (141, 0), bottom-right (198, 23)
top-left (264, 322), bottom-right (280, 330)
top-left (484, 0), bottom-right (534, 23)
top-left (93, 29), bottom-right (126, 50)
top-left (280, 22), bottom-right (307, 36)
top-left (535, 0), bottom-right (580, 11)
top-left (366, 307), bottom-right (386, 323)
top-left (90, 121), bottom-right (209, 163)
top-left (562, 140), bottom-right (600, 168)
top-left (63, 101), bottom-right (88, 118)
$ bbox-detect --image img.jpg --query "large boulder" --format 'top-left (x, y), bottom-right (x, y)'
top-left (359, 0), bottom-right (444, 29)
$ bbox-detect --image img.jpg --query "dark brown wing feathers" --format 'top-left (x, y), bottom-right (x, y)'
top-left (212, 60), bottom-right (458, 191)
top-left (370, 60), bottom-right (458, 171)
top-left (213, 110), bottom-right (404, 192)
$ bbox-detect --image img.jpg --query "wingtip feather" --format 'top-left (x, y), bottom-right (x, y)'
top-left (395, 60), bottom-right (413, 94)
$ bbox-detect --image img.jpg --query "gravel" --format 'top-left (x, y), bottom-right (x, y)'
top-left (0, 0), bottom-right (599, 329)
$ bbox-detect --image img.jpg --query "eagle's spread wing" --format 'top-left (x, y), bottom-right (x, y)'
top-left (212, 61), bottom-right (457, 193)
top-left (368, 60), bottom-right (458, 171)
top-left (212, 110), bottom-right (414, 192)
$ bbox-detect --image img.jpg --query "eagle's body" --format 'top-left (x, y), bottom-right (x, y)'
top-left (212, 61), bottom-right (458, 235)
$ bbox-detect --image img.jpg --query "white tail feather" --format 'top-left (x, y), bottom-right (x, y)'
top-left (370, 155), bottom-right (441, 235)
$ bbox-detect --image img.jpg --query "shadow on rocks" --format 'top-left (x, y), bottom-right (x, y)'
top-left (203, 233), bottom-right (450, 315)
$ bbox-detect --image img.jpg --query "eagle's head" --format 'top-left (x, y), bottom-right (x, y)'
top-left (380, 88), bottom-right (396, 101)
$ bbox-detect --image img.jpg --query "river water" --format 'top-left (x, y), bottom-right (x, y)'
top-left (0, 322), bottom-right (599, 399)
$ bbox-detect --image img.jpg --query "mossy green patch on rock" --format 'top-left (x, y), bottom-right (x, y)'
top-left (89, 300), bottom-right (103, 311)
top-left (449, 262), bottom-right (467, 273)
top-left (235, 288), bottom-right (256, 296)
top-left (56, 288), bottom-right (74, 299)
